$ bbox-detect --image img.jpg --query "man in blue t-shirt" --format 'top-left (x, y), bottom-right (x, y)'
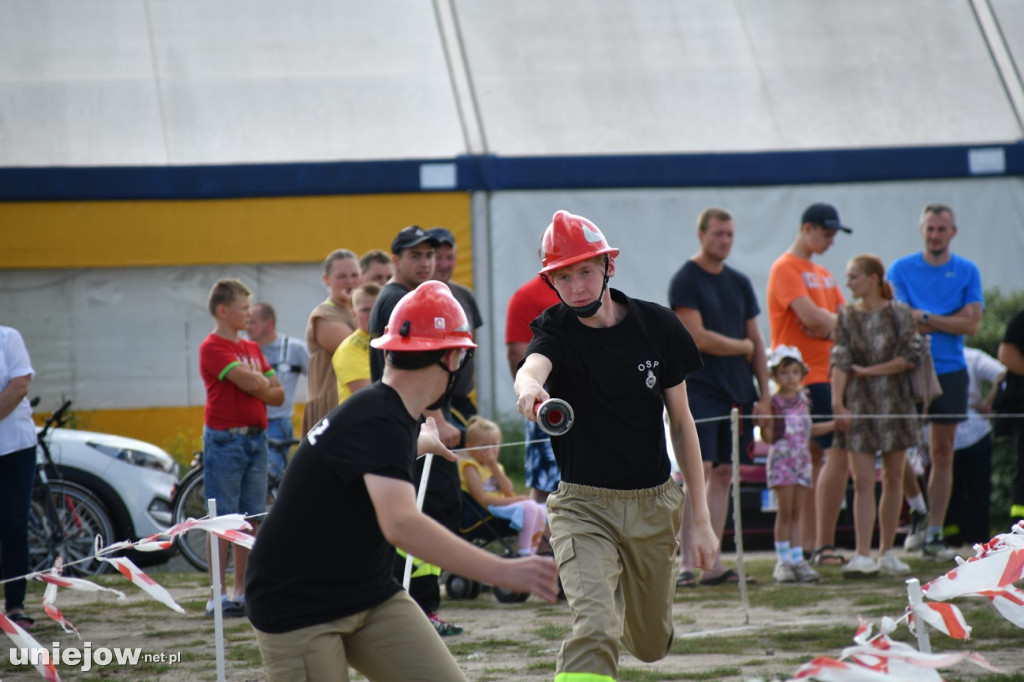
top-left (888, 202), bottom-right (983, 560)
top-left (668, 207), bottom-right (775, 585)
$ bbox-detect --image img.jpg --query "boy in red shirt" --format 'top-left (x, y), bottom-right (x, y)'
top-left (199, 279), bottom-right (283, 617)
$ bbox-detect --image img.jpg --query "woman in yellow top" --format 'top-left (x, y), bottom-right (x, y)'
top-left (301, 249), bottom-right (358, 436)
top-left (332, 283), bottom-right (380, 405)
top-left (459, 417), bottom-right (548, 556)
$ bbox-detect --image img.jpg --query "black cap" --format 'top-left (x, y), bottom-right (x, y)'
top-left (426, 227), bottom-right (456, 247)
top-left (801, 203), bottom-right (852, 233)
top-left (391, 225), bottom-right (441, 254)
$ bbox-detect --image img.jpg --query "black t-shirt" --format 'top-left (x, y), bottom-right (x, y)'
top-left (668, 260), bottom-right (759, 403)
top-left (448, 281), bottom-right (484, 399)
top-left (368, 281), bottom-right (411, 384)
top-left (245, 382), bottom-right (418, 634)
top-left (526, 289), bottom-right (702, 489)
top-left (1002, 307), bottom-right (1024, 399)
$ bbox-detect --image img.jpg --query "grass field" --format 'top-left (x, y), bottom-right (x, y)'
top-left (2, 550), bottom-right (1022, 681)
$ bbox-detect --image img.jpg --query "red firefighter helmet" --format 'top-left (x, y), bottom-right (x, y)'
top-left (539, 210), bottom-right (620, 275)
top-left (370, 281), bottom-right (477, 352)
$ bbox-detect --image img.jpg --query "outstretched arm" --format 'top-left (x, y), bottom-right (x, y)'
top-left (366, 473), bottom-right (558, 602)
top-left (514, 353), bottom-right (553, 422)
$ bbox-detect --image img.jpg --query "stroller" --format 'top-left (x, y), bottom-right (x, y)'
top-left (443, 493), bottom-right (531, 603)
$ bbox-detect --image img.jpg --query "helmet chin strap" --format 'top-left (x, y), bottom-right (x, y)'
top-left (425, 351), bottom-right (467, 411)
top-left (543, 255), bottom-right (610, 319)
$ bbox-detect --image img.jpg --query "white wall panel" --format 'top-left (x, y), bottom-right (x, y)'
top-left (475, 178), bottom-right (1024, 417)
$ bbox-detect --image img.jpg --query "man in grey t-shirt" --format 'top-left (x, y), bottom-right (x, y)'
top-left (248, 302), bottom-right (308, 478)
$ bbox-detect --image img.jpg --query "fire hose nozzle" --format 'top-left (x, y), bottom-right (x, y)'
top-left (534, 398), bottom-right (575, 436)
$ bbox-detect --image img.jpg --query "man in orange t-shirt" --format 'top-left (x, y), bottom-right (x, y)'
top-left (767, 203), bottom-right (849, 567)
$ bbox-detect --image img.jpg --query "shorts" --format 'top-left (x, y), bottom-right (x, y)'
top-left (688, 391), bottom-right (754, 465)
top-left (524, 420), bottom-right (561, 493)
top-left (925, 369), bottom-right (969, 425)
top-left (806, 383), bottom-right (834, 450)
top-left (265, 416), bottom-right (293, 480)
top-left (202, 427), bottom-right (268, 517)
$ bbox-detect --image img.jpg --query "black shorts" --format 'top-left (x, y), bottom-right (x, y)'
top-left (689, 391), bottom-right (754, 466)
top-left (806, 382), bottom-right (834, 450)
top-left (926, 369), bottom-right (969, 425)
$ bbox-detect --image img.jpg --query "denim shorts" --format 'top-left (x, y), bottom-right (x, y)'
top-left (264, 416), bottom-right (293, 480)
top-left (202, 427), bottom-right (268, 517)
top-left (524, 420), bottom-right (561, 493)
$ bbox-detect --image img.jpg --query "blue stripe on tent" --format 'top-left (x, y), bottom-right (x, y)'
top-left (1, 143), bottom-right (1021, 201)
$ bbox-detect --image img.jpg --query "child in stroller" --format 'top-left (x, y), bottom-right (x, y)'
top-left (459, 416), bottom-right (548, 557)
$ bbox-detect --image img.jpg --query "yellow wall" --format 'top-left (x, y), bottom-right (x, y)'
top-left (0, 193), bottom-right (473, 282)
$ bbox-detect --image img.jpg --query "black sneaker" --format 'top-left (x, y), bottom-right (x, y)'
top-left (903, 509), bottom-right (927, 551)
top-left (427, 612), bottom-right (463, 636)
top-left (205, 597), bottom-right (246, 618)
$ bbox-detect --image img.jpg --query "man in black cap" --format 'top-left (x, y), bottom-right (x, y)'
top-left (427, 227), bottom-right (484, 423)
top-left (367, 225), bottom-right (466, 636)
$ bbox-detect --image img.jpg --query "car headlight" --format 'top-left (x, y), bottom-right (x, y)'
top-left (87, 442), bottom-right (178, 475)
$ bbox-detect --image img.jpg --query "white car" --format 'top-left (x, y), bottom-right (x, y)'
top-left (32, 426), bottom-right (180, 574)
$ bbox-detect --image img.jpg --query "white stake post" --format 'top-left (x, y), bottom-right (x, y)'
top-left (906, 578), bottom-right (932, 654)
top-left (403, 452), bottom-right (434, 591)
top-left (208, 498), bottom-right (227, 682)
top-left (730, 408), bottom-right (751, 624)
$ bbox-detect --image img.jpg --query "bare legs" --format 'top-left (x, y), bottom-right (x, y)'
top-left (814, 447), bottom-right (850, 552)
top-left (927, 423), bottom-right (957, 535)
top-left (848, 450), bottom-right (906, 558)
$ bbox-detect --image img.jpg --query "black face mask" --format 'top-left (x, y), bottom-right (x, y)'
top-left (425, 350), bottom-right (472, 411)
top-left (544, 256), bottom-right (610, 319)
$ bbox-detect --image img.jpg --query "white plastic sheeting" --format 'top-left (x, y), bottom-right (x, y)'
top-left (0, 264), bottom-right (320, 409)
top-left (474, 177), bottom-right (1024, 417)
top-left (2, 0), bottom-right (1023, 166)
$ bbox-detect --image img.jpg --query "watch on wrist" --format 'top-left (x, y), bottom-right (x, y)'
top-left (921, 312), bottom-right (930, 323)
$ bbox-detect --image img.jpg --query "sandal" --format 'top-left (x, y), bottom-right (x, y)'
top-left (675, 570), bottom-right (697, 588)
top-left (811, 545), bottom-right (846, 567)
top-left (7, 612), bottom-right (34, 629)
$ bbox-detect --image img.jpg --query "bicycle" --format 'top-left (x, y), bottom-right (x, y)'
top-left (28, 398), bottom-right (116, 576)
top-left (170, 436), bottom-right (298, 571)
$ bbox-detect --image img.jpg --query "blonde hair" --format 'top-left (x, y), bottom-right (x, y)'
top-left (464, 416), bottom-right (501, 447)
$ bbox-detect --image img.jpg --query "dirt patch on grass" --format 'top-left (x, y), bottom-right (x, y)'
top-left (1, 552), bottom-right (1020, 681)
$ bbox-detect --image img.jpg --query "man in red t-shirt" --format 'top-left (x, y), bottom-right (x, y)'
top-left (199, 278), bottom-right (283, 617)
top-left (506, 274), bottom-right (561, 502)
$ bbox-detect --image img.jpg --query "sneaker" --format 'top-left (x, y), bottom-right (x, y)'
top-left (773, 561), bottom-right (797, 583)
top-left (840, 554), bottom-right (879, 578)
top-left (427, 612), bottom-right (463, 637)
top-left (792, 559), bottom-right (820, 583)
top-left (922, 539), bottom-right (958, 561)
top-left (903, 510), bottom-right (927, 552)
top-left (205, 596), bottom-right (246, 618)
top-left (878, 550), bottom-right (911, 576)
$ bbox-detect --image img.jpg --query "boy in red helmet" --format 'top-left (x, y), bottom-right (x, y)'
top-left (515, 210), bottom-right (718, 682)
top-left (246, 281), bottom-right (558, 681)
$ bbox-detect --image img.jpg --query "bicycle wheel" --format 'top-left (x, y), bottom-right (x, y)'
top-left (28, 481), bottom-right (115, 577)
top-left (171, 466), bottom-right (211, 572)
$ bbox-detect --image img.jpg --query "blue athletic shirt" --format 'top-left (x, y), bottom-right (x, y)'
top-left (887, 252), bottom-right (983, 374)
